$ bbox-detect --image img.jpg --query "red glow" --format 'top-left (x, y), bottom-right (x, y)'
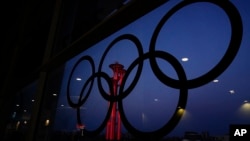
top-left (106, 62), bottom-right (125, 141)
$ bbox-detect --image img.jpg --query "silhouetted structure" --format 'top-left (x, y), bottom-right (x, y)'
top-left (106, 62), bottom-right (126, 141)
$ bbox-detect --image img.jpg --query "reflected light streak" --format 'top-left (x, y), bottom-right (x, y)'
top-left (142, 112), bottom-right (147, 124)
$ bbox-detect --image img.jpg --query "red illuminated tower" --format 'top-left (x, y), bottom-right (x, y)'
top-left (106, 62), bottom-right (126, 141)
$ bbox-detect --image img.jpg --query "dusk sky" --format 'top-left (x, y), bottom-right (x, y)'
top-left (54, 0), bottom-right (250, 137)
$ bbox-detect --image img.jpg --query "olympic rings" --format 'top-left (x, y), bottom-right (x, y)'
top-left (118, 51), bottom-right (188, 139)
top-left (98, 34), bottom-right (144, 102)
top-left (149, 0), bottom-right (243, 89)
top-left (67, 57), bottom-right (114, 135)
top-left (77, 72), bottom-right (114, 136)
top-left (66, 0), bottom-right (243, 139)
top-left (67, 55), bottom-right (95, 108)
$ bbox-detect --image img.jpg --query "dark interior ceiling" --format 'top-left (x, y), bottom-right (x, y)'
top-left (1, 0), bottom-right (126, 92)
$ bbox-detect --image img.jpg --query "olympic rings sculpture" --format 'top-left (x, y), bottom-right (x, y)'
top-left (67, 0), bottom-right (243, 139)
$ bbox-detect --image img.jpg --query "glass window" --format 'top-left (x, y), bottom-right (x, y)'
top-left (49, 0), bottom-right (250, 140)
top-left (52, 0), bottom-right (127, 54)
top-left (4, 81), bottom-right (37, 141)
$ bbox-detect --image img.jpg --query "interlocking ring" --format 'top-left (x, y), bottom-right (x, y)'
top-left (119, 51), bottom-right (188, 139)
top-left (67, 34), bottom-right (144, 136)
top-left (67, 56), bottom-right (113, 136)
top-left (66, 0), bottom-right (243, 139)
top-left (149, 0), bottom-right (243, 89)
top-left (98, 34), bottom-right (144, 102)
top-left (67, 56), bottom-right (95, 108)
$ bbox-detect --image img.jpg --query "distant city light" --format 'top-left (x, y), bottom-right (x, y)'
top-left (181, 57), bottom-right (189, 62)
top-left (177, 107), bottom-right (185, 116)
top-left (53, 93), bottom-right (57, 96)
top-left (16, 121), bottom-right (20, 130)
top-left (31, 99), bottom-right (35, 102)
top-left (45, 119), bottom-right (50, 126)
top-left (16, 104), bottom-right (20, 107)
top-left (239, 101), bottom-right (250, 116)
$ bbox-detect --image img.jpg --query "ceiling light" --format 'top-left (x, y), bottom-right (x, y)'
top-left (76, 77), bottom-right (82, 81)
top-left (181, 57), bottom-right (189, 62)
top-left (229, 90), bottom-right (235, 94)
top-left (213, 79), bottom-right (219, 83)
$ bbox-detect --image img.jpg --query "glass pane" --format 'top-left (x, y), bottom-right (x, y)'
top-left (51, 0), bottom-right (250, 140)
top-left (4, 81), bottom-right (37, 141)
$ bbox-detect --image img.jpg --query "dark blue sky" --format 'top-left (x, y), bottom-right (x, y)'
top-left (54, 0), bottom-right (250, 137)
